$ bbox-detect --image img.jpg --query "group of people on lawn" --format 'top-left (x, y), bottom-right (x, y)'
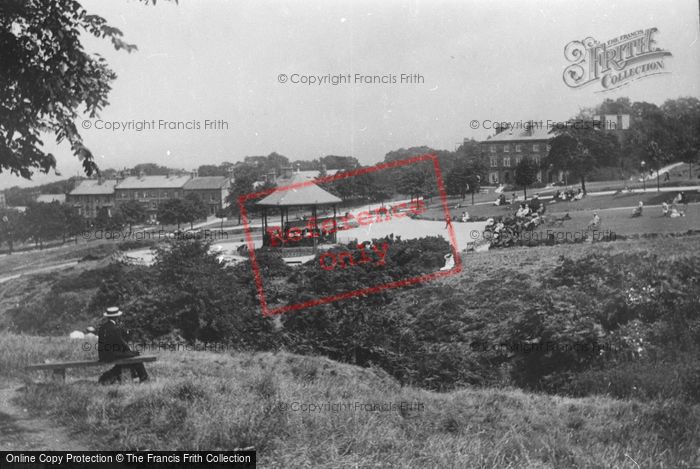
top-left (661, 192), bottom-right (688, 218)
top-left (632, 192), bottom-right (689, 218)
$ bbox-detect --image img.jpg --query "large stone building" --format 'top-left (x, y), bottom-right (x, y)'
top-left (182, 176), bottom-right (231, 216)
top-left (68, 173), bottom-right (232, 221)
top-left (113, 174), bottom-right (192, 222)
top-left (66, 178), bottom-right (118, 218)
top-left (478, 126), bottom-right (560, 185)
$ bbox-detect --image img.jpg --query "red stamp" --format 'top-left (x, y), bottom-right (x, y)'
top-left (239, 153), bottom-right (461, 316)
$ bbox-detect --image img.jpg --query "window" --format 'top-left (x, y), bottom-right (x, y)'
top-left (490, 156), bottom-right (498, 168)
top-left (533, 156), bottom-right (541, 165)
top-left (532, 144), bottom-right (540, 152)
top-left (503, 144), bottom-right (510, 153)
top-left (503, 157), bottom-right (511, 167)
top-left (546, 144), bottom-right (551, 152)
top-left (210, 194), bottom-right (216, 202)
top-left (516, 156), bottom-right (522, 165)
top-left (515, 144), bottom-right (522, 152)
top-left (490, 145), bottom-right (496, 153)
top-left (149, 191), bottom-right (155, 198)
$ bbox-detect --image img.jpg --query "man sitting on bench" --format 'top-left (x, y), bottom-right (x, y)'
top-left (98, 306), bottom-right (149, 384)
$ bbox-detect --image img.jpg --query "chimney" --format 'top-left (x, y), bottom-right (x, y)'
top-left (495, 123), bottom-right (509, 135)
top-left (281, 165), bottom-right (293, 179)
top-left (138, 170), bottom-right (145, 180)
top-left (97, 174), bottom-right (104, 185)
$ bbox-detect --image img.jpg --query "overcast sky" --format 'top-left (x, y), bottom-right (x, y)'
top-left (2, 0), bottom-right (699, 189)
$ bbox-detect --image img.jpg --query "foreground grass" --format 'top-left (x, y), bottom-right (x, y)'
top-left (2, 333), bottom-right (699, 468)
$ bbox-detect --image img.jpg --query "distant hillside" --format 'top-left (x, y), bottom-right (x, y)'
top-left (3, 332), bottom-right (699, 468)
top-left (3, 177), bottom-right (81, 206)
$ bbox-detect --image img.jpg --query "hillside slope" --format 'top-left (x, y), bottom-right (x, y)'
top-left (2, 333), bottom-right (699, 468)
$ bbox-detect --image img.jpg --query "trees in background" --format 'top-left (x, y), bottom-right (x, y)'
top-left (545, 119), bottom-right (620, 194)
top-left (446, 158), bottom-right (486, 201)
top-left (660, 97), bottom-right (700, 179)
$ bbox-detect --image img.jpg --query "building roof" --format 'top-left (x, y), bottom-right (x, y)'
top-left (115, 175), bottom-right (191, 190)
top-left (257, 174), bottom-right (342, 207)
top-left (484, 126), bottom-right (553, 142)
top-left (183, 176), bottom-right (230, 190)
top-left (69, 179), bottom-right (117, 196)
top-left (36, 194), bottom-right (66, 203)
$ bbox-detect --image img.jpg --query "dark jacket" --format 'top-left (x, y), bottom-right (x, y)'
top-left (97, 320), bottom-right (137, 362)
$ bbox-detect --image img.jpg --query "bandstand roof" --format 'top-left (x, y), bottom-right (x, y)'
top-left (256, 174), bottom-right (341, 207)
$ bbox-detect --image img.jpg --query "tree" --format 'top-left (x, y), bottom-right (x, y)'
top-left (94, 206), bottom-right (124, 231)
top-left (132, 163), bottom-right (171, 176)
top-left (24, 202), bottom-right (65, 248)
top-left (319, 155), bottom-right (360, 170)
top-left (197, 163), bottom-right (234, 177)
top-left (0, 208), bottom-right (24, 253)
top-left (61, 204), bottom-right (84, 243)
top-left (629, 102), bottom-right (674, 191)
top-left (397, 165), bottom-right (435, 201)
top-left (0, 0), bottom-right (164, 179)
top-left (226, 165), bottom-right (259, 224)
top-left (184, 193), bottom-right (208, 228)
top-left (157, 198), bottom-right (191, 229)
top-left (445, 158), bottom-right (471, 200)
top-left (545, 120), bottom-right (619, 194)
top-left (661, 97), bottom-right (700, 179)
top-left (514, 158), bottom-right (539, 200)
top-left (117, 200), bottom-right (147, 232)
top-left (445, 158), bottom-right (485, 201)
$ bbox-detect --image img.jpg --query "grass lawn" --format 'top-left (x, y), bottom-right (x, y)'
top-left (3, 332), bottom-right (699, 468)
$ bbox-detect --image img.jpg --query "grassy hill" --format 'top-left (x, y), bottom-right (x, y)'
top-left (3, 333), bottom-right (699, 468)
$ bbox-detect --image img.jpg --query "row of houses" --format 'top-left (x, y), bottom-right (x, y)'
top-left (67, 173), bottom-right (231, 221)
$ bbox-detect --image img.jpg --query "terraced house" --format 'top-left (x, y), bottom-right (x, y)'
top-left (479, 126), bottom-right (562, 185)
top-left (182, 176), bottom-right (231, 216)
top-left (69, 172), bottom-right (232, 222)
top-left (66, 178), bottom-right (118, 218)
top-left (113, 173), bottom-right (192, 222)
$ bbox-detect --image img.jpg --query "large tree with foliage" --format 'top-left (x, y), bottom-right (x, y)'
top-left (0, 0), bottom-right (162, 179)
top-left (157, 198), bottom-right (191, 229)
top-left (184, 193), bottom-right (208, 228)
top-left (117, 199), bottom-right (147, 232)
top-left (661, 97), bottom-right (700, 179)
top-left (514, 157), bottom-right (539, 200)
top-left (545, 119), bottom-right (619, 193)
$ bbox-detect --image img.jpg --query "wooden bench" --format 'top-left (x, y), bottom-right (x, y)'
top-left (26, 356), bottom-right (157, 381)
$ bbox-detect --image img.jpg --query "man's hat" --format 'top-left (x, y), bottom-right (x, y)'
top-left (104, 306), bottom-right (123, 318)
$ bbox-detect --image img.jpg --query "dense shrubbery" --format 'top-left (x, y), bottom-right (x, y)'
top-left (280, 246), bottom-right (700, 401)
top-left (9, 235), bottom-right (700, 403)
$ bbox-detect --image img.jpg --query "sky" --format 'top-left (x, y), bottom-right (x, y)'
top-left (2, 0), bottom-right (699, 189)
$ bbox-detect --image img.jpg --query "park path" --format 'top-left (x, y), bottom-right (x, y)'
top-left (0, 381), bottom-right (89, 450)
top-left (0, 260), bottom-right (78, 285)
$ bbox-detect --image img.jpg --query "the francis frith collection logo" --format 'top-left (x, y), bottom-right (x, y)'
top-left (563, 28), bottom-right (672, 92)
